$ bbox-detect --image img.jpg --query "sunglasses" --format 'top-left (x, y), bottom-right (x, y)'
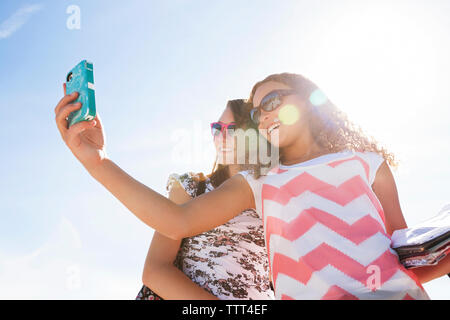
top-left (250, 89), bottom-right (297, 125)
top-left (210, 121), bottom-right (237, 137)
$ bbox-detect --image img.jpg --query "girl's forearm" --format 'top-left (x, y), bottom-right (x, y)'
top-left (144, 265), bottom-right (219, 300)
top-left (410, 254), bottom-right (450, 284)
top-left (87, 158), bottom-right (186, 239)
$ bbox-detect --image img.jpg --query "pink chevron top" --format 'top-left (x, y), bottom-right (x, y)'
top-left (239, 150), bottom-right (430, 300)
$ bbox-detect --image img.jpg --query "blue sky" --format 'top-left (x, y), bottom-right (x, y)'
top-left (0, 0), bottom-right (449, 299)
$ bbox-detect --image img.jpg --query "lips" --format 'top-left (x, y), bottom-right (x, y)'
top-left (268, 122), bottom-right (280, 135)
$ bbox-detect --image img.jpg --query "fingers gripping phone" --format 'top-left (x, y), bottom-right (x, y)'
top-left (66, 60), bottom-right (96, 128)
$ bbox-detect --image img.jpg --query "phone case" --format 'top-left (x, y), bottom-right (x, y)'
top-left (66, 60), bottom-right (96, 128)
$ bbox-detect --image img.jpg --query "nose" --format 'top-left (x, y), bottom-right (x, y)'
top-left (259, 110), bottom-right (272, 127)
top-left (215, 130), bottom-right (230, 144)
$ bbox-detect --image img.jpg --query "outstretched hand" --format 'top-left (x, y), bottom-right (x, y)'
top-left (54, 83), bottom-right (107, 171)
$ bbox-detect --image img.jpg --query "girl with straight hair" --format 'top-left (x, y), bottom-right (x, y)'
top-left (136, 100), bottom-right (273, 300)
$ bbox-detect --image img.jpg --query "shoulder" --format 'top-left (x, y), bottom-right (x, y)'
top-left (355, 151), bottom-right (386, 185)
top-left (236, 170), bottom-right (258, 187)
top-left (355, 151), bottom-right (384, 165)
top-left (166, 172), bottom-right (207, 199)
top-left (210, 173), bottom-right (255, 201)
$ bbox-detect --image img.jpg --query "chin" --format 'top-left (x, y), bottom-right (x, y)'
top-left (267, 130), bottom-right (286, 148)
top-left (267, 138), bottom-right (280, 148)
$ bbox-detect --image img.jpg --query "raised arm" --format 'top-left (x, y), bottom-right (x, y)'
top-left (142, 179), bottom-right (219, 300)
top-left (372, 161), bottom-right (450, 283)
top-left (88, 159), bottom-right (254, 239)
top-left (54, 90), bottom-right (254, 240)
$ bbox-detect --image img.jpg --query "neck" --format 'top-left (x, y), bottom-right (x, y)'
top-left (227, 165), bottom-right (241, 177)
top-left (280, 130), bottom-right (326, 166)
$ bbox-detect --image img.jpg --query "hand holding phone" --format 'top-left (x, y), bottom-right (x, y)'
top-left (54, 61), bottom-right (107, 172)
top-left (65, 60), bottom-right (96, 128)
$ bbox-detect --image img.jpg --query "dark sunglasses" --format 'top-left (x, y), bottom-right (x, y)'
top-left (250, 89), bottom-right (297, 125)
top-left (210, 121), bottom-right (237, 137)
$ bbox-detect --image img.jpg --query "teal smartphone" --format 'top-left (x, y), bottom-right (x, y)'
top-left (65, 60), bottom-right (96, 128)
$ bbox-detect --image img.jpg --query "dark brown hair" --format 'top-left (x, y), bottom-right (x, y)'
top-left (248, 72), bottom-right (397, 168)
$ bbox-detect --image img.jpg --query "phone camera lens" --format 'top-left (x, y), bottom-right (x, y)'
top-left (67, 72), bottom-right (73, 82)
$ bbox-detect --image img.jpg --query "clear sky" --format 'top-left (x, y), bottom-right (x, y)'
top-left (0, 0), bottom-right (449, 299)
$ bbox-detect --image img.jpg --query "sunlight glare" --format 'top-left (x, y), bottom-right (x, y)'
top-left (278, 104), bottom-right (300, 125)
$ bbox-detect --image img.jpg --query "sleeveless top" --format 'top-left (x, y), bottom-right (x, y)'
top-left (137, 172), bottom-right (274, 300)
top-left (239, 150), bottom-right (430, 300)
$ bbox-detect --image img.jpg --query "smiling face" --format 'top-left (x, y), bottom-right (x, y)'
top-left (213, 106), bottom-right (237, 165)
top-left (252, 81), bottom-right (311, 149)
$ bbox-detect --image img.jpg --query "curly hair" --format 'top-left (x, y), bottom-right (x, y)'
top-left (248, 72), bottom-right (397, 168)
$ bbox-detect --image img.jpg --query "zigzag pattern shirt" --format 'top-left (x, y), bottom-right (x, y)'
top-left (240, 150), bottom-right (430, 300)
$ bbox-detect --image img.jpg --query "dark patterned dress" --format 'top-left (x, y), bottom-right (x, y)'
top-left (136, 172), bottom-right (274, 300)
